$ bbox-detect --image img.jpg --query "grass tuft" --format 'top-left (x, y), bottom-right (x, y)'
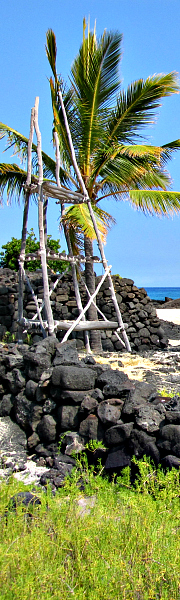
top-left (0, 460), bottom-right (180, 599)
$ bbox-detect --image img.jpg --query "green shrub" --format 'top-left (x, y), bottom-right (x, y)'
top-left (0, 228), bottom-right (68, 273)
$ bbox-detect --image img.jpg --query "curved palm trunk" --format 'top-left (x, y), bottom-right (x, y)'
top-left (84, 235), bottom-right (102, 352)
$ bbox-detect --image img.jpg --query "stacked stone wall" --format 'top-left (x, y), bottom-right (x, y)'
top-left (0, 268), bottom-right (166, 351)
top-left (1, 339), bottom-right (180, 489)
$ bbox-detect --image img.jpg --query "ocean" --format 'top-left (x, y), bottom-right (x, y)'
top-left (145, 287), bottom-right (180, 301)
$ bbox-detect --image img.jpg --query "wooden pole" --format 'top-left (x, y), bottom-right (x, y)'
top-left (83, 280), bottom-right (126, 348)
top-left (19, 317), bottom-right (121, 332)
top-left (43, 195), bottom-right (48, 248)
top-left (34, 97), bottom-right (55, 336)
top-left (22, 268), bottom-right (46, 337)
top-left (87, 200), bottom-right (131, 352)
top-left (18, 107), bottom-right (35, 343)
top-left (54, 131), bottom-right (91, 353)
top-left (32, 267), bottom-right (69, 321)
top-left (62, 266), bottom-right (111, 342)
top-left (57, 88), bottom-right (131, 352)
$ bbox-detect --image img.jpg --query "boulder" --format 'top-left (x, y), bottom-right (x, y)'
top-left (0, 394), bottom-right (14, 416)
top-left (122, 382), bottom-right (156, 419)
top-left (4, 352), bottom-right (24, 370)
top-left (80, 395), bottom-right (98, 415)
top-left (37, 415), bottom-right (57, 443)
top-left (13, 393), bottom-right (33, 431)
top-left (161, 455), bottom-right (180, 471)
top-left (157, 424), bottom-right (180, 457)
top-left (105, 422), bottom-right (134, 446)
top-left (97, 399), bottom-right (124, 426)
top-left (0, 416), bottom-right (27, 466)
top-left (42, 398), bottom-right (56, 414)
top-left (5, 368), bottom-right (26, 395)
top-left (135, 405), bottom-right (164, 433)
top-left (96, 368), bottom-right (134, 397)
top-left (24, 351), bottom-right (51, 382)
top-left (79, 414), bottom-right (104, 441)
top-left (130, 429), bottom-right (160, 464)
top-left (105, 446), bottom-right (132, 471)
top-left (25, 379), bottom-right (38, 400)
top-left (52, 365), bottom-right (96, 391)
top-left (53, 339), bottom-right (79, 366)
top-left (57, 405), bottom-right (79, 431)
top-left (39, 462), bottom-right (74, 488)
top-left (53, 389), bottom-right (95, 404)
top-left (27, 432), bottom-right (40, 451)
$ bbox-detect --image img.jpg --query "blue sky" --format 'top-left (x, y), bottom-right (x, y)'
top-left (1, 0), bottom-right (180, 286)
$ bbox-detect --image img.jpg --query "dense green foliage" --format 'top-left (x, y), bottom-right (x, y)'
top-left (1, 457), bottom-right (180, 599)
top-left (0, 229), bottom-right (68, 273)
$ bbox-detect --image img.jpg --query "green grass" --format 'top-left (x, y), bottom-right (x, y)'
top-left (158, 388), bottom-right (180, 397)
top-left (0, 460), bottom-right (180, 600)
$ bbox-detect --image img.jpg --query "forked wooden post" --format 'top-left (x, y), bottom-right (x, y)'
top-left (17, 95), bottom-right (131, 353)
top-left (57, 88), bottom-right (131, 352)
top-left (54, 131), bottom-right (91, 353)
top-left (18, 107), bottom-right (35, 343)
top-left (34, 97), bottom-right (55, 336)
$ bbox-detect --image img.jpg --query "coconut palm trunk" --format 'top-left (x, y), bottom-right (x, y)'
top-left (53, 131), bottom-right (91, 352)
top-left (84, 235), bottom-right (102, 351)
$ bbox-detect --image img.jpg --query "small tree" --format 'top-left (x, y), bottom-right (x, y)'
top-left (0, 228), bottom-right (68, 273)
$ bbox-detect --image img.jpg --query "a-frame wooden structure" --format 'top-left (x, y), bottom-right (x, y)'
top-left (18, 97), bottom-right (131, 353)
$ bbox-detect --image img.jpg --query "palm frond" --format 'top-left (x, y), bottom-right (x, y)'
top-left (160, 139), bottom-right (180, 163)
top-left (129, 189), bottom-right (180, 215)
top-left (62, 202), bottom-right (113, 243)
top-left (106, 72), bottom-right (179, 145)
top-left (0, 163), bottom-right (28, 204)
top-left (0, 122), bottom-right (70, 185)
top-left (50, 78), bottom-right (77, 176)
top-left (70, 25), bottom-right (122, 173)
top-left (46, 29), bottom-right (57, 79)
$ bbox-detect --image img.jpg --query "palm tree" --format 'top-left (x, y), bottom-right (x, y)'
top-left (0, 121), bottom-right (112, 349)
top-left (45, 21), bottom-right (180, 350)
top-left (1, 21), bottom-right (180, 350)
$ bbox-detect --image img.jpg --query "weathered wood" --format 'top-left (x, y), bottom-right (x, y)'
top-left (25, 251), bottom-right (101, 263)
top-left (43, 195), bottom-right (48, 248)
top-left (19, 318), bottom-right (122, 332)
top-left (23, 180), bottom-right (86, 203)
top-left (83, 279), bottom-right (126, 348)
top-left (62, 267), bottom-right (111, 342)
top-left (87, 199), bottom-right (131, 352)
top-left (57, 87), bottom-right (131, 352)
top-left (32, 267), bottom-right (69, 321)
top-left (54, 129), bottom-right (91, 354)
top-left (22, 268), bottom-right (46, 338)
top-left (34, 97), bottom-right (55, 336)
top-left (18, 107), bottom-right (35, 343)
top-left (43, 182), bottom-right (85, 203)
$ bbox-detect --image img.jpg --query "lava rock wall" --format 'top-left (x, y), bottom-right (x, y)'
top-left (0, 269), bottom-right (166, 351)
top-left (0, 338), bottom-right (180, 489)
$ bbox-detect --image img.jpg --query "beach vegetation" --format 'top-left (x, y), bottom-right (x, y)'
top-left (0, 228), bottom-right (67, 273)
top-left (1, 458), bottom-right (180, 599)
top-left (158, 388), bottom-right (180, 397)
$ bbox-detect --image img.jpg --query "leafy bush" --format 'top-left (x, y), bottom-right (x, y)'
top-left (0, 228), bottom-right (68, 273)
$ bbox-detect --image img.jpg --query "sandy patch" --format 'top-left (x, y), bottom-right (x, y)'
top-left (156, 309), bottom-right (180, 325)
top-left (94, 352), bottom-right (158, 381)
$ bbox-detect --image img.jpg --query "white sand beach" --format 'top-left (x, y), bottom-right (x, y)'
top-left (156, 308), bottom-right (180, 325)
